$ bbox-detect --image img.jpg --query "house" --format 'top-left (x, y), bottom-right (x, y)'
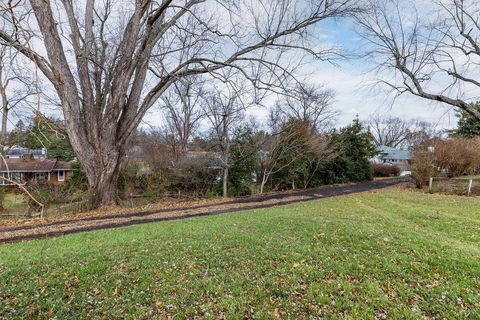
top-left (0, 158), bottom-right (74, 185)
top-left (4, 146), bottom-right (47, 159)
top-left (372, 145), bottom-right (412, 175)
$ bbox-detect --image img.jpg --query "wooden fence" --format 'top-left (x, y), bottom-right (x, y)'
top-left (428, 177), bottom-right (480, 196)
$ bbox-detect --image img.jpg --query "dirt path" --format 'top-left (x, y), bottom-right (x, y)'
top-left (0, 178), bottom-right (406, 243)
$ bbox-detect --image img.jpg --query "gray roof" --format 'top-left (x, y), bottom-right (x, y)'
top-left (377, 145), bottom-right (411, 160)
top-left (6, 147), bottom-right (45, 156)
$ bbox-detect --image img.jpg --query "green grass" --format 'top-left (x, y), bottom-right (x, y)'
top-left (454, 175), bottom-right (480, 180)
top-left (1, 190), bottom-right (479, 319)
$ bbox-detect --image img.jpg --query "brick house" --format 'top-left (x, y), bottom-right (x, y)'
top-left (0, 158), bottom-right (75, 185)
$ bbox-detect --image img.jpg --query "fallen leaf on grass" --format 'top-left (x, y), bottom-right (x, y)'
top-left (112, 287), bottom-right (120, 297)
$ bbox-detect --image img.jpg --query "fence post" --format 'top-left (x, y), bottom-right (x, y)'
top-left (467, 179), bottom-right (473, 196)
top-left (428, 177), bottom-right (433, 192)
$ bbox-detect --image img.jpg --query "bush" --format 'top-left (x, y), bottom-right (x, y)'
top-left (411, 149), bottom-right (436, 188)
top-left (432, 138), bottom-right (480, 177)
top-left (167, 159), bottom-right (220, 197)
top-left (26, 180), bottom-right (87, 212)
top-left (64, 162), bottom-right (88, 191)
top-left (0, 188), bottom-right (5, 211)
top-left (372, 163), bottom-right (400, 177)
top-left (316, 119), bottom-right (377, 184)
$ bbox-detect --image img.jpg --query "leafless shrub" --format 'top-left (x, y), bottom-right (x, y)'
top-left (432, 138), bottom-right (480, 177)
top-left (410, 148), bottom-right (436, 188)
top-left (372, 163), bottom-right (400, 177)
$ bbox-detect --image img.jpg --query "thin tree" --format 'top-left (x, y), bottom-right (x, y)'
top-left (0, 0), bottom-right (360, 207)
top-left (161, 77), bottom-right (204, 161)
top-left (0, 45), bottom-right (35, 144)
top-left (203, 83), bottom-right (248, 198)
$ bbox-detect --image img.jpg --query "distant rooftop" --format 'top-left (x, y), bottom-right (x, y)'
top-left (377, 145), bottom-right (411, 160)
top-left (5, 146), bottom-right (47, 157)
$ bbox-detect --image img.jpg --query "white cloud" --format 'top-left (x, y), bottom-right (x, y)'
top-left (307, 60), bottom-right (458, 129)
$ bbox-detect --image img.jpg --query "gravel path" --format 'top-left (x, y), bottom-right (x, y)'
top-left (0, 178), bottom-right (406, 243)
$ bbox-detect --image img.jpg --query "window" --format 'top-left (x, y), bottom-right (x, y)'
top-left (35, 173), bottom-right (48, 181)
top-left (58, 170), bottom-right (65, 182)
top-left (10, 172), bottom-right (21, 182)
top-left (0, 173), bottom-right (6, 185)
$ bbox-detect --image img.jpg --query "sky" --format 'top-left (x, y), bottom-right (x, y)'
top-left (276, 18), bottom-right (459, 129)
top-left (6, 0), bottom-right (466, 132)
top-left (171, 14), bottom-right (460, 132)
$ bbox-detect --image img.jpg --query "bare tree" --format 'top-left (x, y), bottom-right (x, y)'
top-left (272, 83), bottom-right (337, 132)
top-left (0, 0), bottom-right (359, 207)
top-left (0, 43), bottom-right (35, 144)
top-left (257, 131), bottom-right (302, 193)
top-left (161, 77), bottom-right (204, 160)
top-left (356, 0), bottom-right (480, 120)
top-left (368, 114), bottom-right (441, 149)
top-left (135, 129), bottom-right (172, 172)
top-left (203, 83), bottom-right (248, 197)
top-left (404, 120), bottom-right (442, 148)
top-left (368, 114), bottom-right (412, 148)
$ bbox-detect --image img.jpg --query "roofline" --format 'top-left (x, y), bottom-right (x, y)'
top-left (0, 169), bottom-right (74, 172)
top-left (0, 170), bottom-right (52, 173)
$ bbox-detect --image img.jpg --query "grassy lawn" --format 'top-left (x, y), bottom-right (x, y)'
top-left (0, 189), bottom-right (479, 319)
top-left (454, 175), bottom-right (480, 180)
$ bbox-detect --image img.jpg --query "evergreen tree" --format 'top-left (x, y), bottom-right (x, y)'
top-left (24, 114), bottom-right (76, 161)
top-left (319, 118), bottom-right (377, 183)
top-left (227, 126), bottom-right (258, 196)
top-left (449, 102), bottom-right (480, 138)
top-left (6, 120), bottom-right (28, 146)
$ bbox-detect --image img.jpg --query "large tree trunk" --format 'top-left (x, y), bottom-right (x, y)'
top-left (79, 145), bottom-right (124, 208)
top-left (7, 0), bottom-right (355, 210)
top-left (89, 169), bottom-right (120, 208)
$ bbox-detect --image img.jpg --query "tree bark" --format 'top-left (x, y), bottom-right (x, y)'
top-left (80, 146), bottom-right (124, 208)
top-left (222, 167), bottom-right (228, 198)
top-left (90, 172), bottom-right (119, 208)
top-left (260, 173), bottom-right (266, 194)
top-left (1, 96), bottom-right (7, 144)
top-left (0, 79), bottom-right (7, 144)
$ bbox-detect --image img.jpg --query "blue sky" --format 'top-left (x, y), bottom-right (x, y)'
top-left (308, 17), bottom-right (458, 128)
top-left (28, 3), bottom-right (460, 133)
top-left (229, 16), bottom-right (459, 132)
